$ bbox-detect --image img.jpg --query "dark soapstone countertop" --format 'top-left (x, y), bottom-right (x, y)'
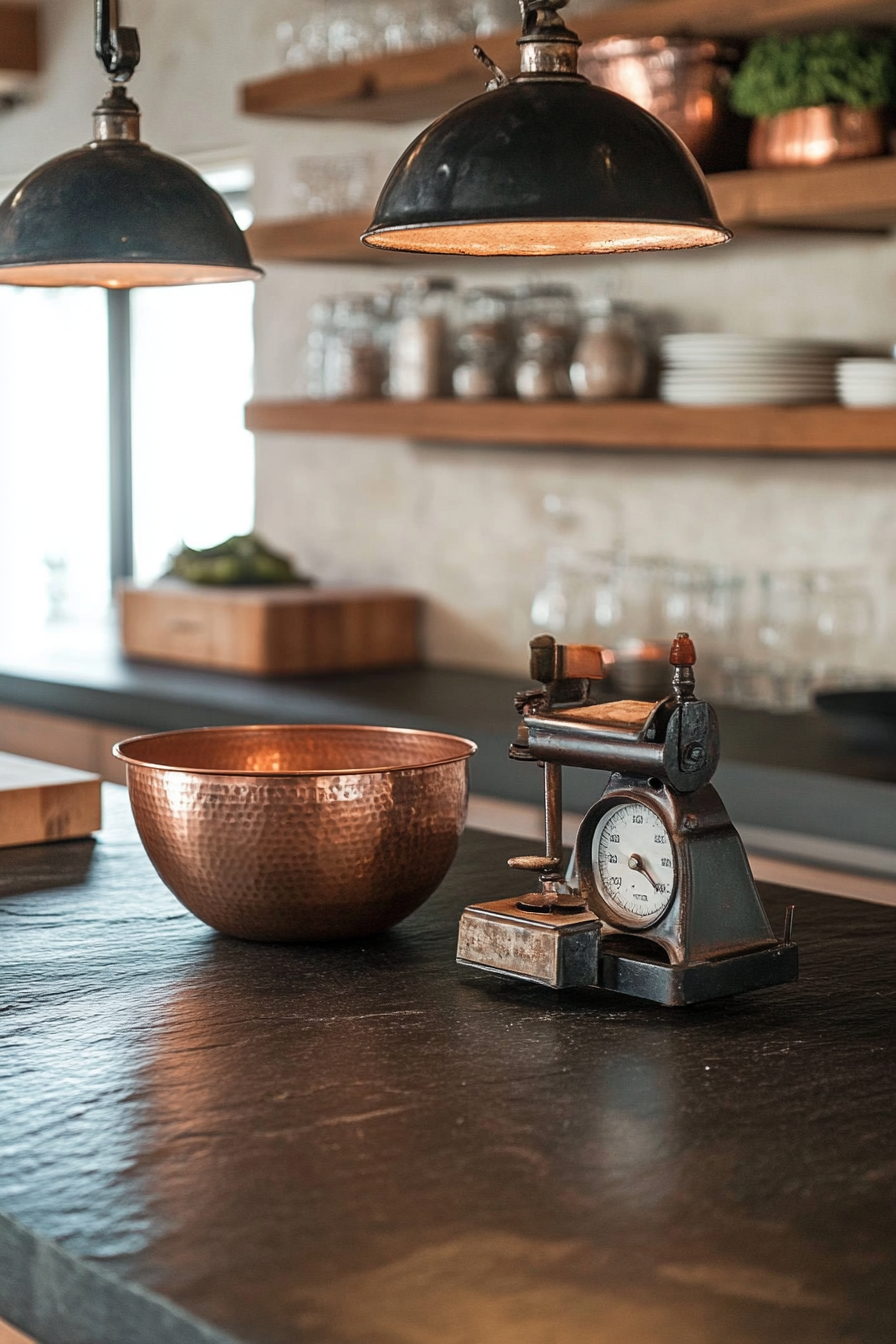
top-left (2, 631), bottom-right (896, 858)
top-left (1, 787), bottom-right (895, 1344)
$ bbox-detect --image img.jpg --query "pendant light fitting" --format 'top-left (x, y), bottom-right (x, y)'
top-left (363, 0), bottom-right (731, 258)
top-left (0, 0), bottom-right (262, 288)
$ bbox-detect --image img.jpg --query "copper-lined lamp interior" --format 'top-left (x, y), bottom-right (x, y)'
top-left (0, 262), bottom-right (261, 287)
top-left (363, 220), bottom-right (732, 257)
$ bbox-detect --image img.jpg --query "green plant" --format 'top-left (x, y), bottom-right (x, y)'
top-left (730, 29), bottom-right (896, 119)
top-left (166, 534), bottom-right (311, 586)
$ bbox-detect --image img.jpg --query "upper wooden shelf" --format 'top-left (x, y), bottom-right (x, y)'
top-left (241, 0), bottom-right (896, 123)
top-left (245, 398), bottom-right (896, 455)
top-left (0, 3), bottom-right (40, 93)
top-left (246, 157), bottom-right (896, 265)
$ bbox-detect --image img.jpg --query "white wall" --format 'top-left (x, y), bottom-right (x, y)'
top-left (3, 1), bottom-right (896, 675)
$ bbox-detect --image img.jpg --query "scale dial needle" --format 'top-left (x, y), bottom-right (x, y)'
top-left (628, 852), bottom-right (659, 891)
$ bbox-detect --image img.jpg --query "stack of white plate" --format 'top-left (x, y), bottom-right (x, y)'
top-left (660, 334), bottom-right (841, 406)
top-left (836, 358), bottom-right (896, 407)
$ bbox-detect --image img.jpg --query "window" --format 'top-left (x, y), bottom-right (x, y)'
top-left (0, 288), bottom-right (109, 635)
top-left (0, 164), bottom-right (256, 635)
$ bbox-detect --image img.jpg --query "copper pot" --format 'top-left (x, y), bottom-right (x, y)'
top-left (749, 105), bottom-right (885, 169)
top-left (579, 35), bottom-right (743, 171)
top-left (114, 724), bottom-right (476, 942)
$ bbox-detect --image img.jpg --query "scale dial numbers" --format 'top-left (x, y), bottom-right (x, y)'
top-left (591, 800), bottom-right (676, 929)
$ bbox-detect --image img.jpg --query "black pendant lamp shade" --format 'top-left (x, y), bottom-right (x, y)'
top-left (364, 0), bottom-right (730, 258)
top-left (0, 5), bottom-right (261, 288)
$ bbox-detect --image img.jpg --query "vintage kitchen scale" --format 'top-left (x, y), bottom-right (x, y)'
top-left (458, 633), bottom-right (798, 1005)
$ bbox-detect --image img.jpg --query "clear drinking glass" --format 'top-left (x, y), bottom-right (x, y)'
top-left (807, 570), bottom-right (875, 687)
top-left (324, 294), bottom-right (386, 400)
top-left (292, 154), bottom-right (373, 216)
top-left (570, 299), bottom-right (649, 401)
top-left (751, 570), bottom-right (815, 710)
top-left (452, 287), bottom-right (513, 400)
top-left (388, 278), bottom-right (456, 400)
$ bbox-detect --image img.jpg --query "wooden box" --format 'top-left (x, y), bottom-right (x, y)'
top-left (0, 753), bottom-right (102, 850)
top-left (118, 581), bottom-right (421, 676)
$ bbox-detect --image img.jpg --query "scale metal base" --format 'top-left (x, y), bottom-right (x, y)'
top-left (457, 898), bottom-right (799, 1006)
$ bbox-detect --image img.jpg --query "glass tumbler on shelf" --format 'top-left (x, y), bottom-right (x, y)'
top-left (323, 294), bottom-right (386, 400)
top-left (530, 548), bottom-right (617, 644)
top-left (752, 569), bottom-right (816, 711)
top-left (807, 569), bottom-right (875, 688)
top-left (601, 555), bottom-right (673, 698)
top-left (570, 299), bottom-right (649, 401)
top-left (302, 296), bottom-right (336, 399)
top-left (512, 284), bottom-right (578, 401)
top-left (276, 4), bottom-right (330, 68)
top-left (662, 562), bottom-right (745, 700)
top-left (452, 287), bottom-right (513, 400)
top-left (292, 153), bottom-right (374, 217)
top-left (388, 277), bottom-right (456, 400)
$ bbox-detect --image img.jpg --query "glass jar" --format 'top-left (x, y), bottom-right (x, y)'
top-left (452, 287), bottom-right (513, 400)
top-left (323, 294), bottom-right (385, 400)
top-left (388, 277), bottom-right (456, 400)
top-left (570, 299), bottom-right (649, 400)
top-left (302, 296), bottom-right (335, 399)
top-left (512, 284), bottom-right (578, 402)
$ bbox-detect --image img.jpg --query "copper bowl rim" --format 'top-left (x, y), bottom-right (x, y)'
top-left (112, 723), bottom-right (478, 777)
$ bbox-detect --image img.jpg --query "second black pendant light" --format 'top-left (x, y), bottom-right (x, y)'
top-left (364, 0), bottom-right (731, 257)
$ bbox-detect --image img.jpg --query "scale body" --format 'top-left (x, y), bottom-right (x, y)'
top-left (457, 634), bottom-right (798, 1006)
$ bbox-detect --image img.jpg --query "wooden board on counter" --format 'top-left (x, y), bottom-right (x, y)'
top-left (0, 752), bottom-right (101, 850)
top-left (241, 0), bottom-right (896, 122)
top-left (245, 397), bottom-right (896, 455)
top-left (119, 582), bottom-right (422, 676)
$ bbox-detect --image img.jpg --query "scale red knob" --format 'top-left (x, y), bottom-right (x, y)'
top-left (670, 632), bottom-right (696, 666)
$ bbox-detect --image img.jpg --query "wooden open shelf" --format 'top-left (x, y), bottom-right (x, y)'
top-left (710, 156), bottom-right (896, 233)
top-left (241, 0), bottom-right (896, 123)
top-left (0, 3), bottom-right (40, 92)
top-left (246, 157), bottom-right (896, 266)
top-left (245, 398), bottom-right (896, 454)
top-left (248, 212), bottom-right (413, 266)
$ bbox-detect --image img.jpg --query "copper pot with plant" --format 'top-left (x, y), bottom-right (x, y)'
top-left (730, 29), bottom-right (895, 169)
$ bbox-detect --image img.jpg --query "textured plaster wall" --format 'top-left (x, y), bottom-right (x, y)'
top-left (253, 227), bottom-right (896, 674)
top-left (3, 2), bottom-right (896, 675)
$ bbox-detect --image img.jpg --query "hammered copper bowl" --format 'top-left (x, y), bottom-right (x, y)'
top-left (113, 725), bottom-right (476, 942)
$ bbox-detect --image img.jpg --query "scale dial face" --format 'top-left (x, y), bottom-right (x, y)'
top-left (591, 799), bottom-right (677, 929)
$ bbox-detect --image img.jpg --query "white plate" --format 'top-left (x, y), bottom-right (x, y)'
top-left (837, 359), bottom-right (896, 371)
top-left (661, 388), bottom-right (835, 406)
top-left (838, 392), bottom-right (896, 407)
top-left (662, 334), bottom-right (844, 356)
top-left (836, 372), bottom-right (896, 384)
top-left (662, 352), bottom-right (839, 365)
top-left (662, 379), bottom-right (835, 393)
top-left (663, 360), bottom-right (839, 374)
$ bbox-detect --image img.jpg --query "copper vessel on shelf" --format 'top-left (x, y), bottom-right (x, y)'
top-left (114, 724), bottom-right (476, 942)
top-left (748, 105), bottom-right (886, 169)
top-left (579, 35), bottom-right (746, 172)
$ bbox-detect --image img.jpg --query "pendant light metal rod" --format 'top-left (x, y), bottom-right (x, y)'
top-left (95, 0), bottom-right (140, 84)
top-left (108, 288), bottom-right (134, 583)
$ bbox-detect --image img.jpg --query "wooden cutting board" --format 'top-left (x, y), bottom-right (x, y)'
top-left (0, 753), bottom-right (102, 850)
top-left (118, 581), bottom-right (421, 676)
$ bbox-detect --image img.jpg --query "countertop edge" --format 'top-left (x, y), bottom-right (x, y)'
top-left (0, 1213), bottom-right (237, 1344)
